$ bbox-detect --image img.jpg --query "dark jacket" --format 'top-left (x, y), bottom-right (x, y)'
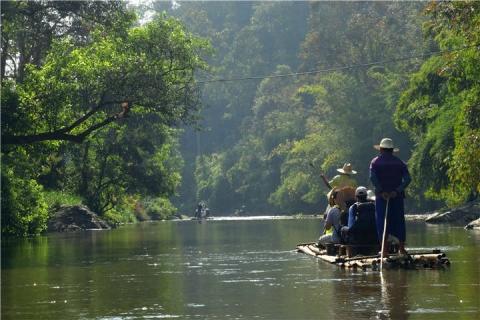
top-left (346, 201), bottom-right (378, 245)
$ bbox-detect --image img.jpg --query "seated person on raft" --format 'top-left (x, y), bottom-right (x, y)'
top-left (323, 163), bottom-right (357, 218)
top-left (323, 186), bottom-right (356, 228)
top-left (317, 189), bottom-right (343, 248)
top-left (341, 186), bottom-right (379, 253)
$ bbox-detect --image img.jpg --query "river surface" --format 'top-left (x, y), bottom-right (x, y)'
top-left (2, 217), bottom-right (479, 320)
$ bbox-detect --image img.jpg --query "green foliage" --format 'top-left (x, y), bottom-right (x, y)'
top-left (269, 131), bottom-right (347, 212)
top-left (448, 128), bottom-right (480, 203)
top-left (1, 1), bottom-right (135, 81)
top-left (194, 153), bottom-right (235, 213)
top-left (102, 195), bottom-right (138, 225)
top-left (1, 5), bottom-right (209, 236)
top-left (395, 1), bottom-right (480, 206)
top-left (143, 197), bottom-right (177, 220)
top-left (43, 191), bottom-right (83, 210)
top-left (395, 57), bottom-right (448, 136)
top-left (58, 122), bottom-right (183, 216)
top-left (7, 14), bottom-right (209, 141)
top-left (409, 109), bottom-right (455, 202)
top-left (1, 157), bottom-right (48, 237)
top-left (173, 2), bottom-right (430, 213)
top-left (4, 0), bottom-right (478, 233)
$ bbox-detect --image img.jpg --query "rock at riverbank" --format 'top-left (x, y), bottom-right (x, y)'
top-left (465, 218), bottom-right (480, 230)
top-left (48, 205), bottom-right (112, 232)
top-left (425, 200), bottom-right (480, 228)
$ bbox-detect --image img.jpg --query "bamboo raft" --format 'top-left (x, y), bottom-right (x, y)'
top-left (296, 242), bottom-right (451, 271)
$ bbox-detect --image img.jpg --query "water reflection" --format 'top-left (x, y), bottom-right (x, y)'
top-left (378, 271), bottom-right (409, 320)
top-left (1, 219), bottom-right (479, 319)
top-left (322, 270), bottom-right (409, 320)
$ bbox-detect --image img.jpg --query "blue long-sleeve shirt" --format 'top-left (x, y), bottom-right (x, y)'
top-left (370, 153), bottom-right (411, 196)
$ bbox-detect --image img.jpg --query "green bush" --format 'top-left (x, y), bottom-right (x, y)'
top-left (1, 168), bottom-right (49, 236)
top-left (101, 195), bottom-right (138, 225)
top-left (43, 190), bottom-right (83, 211)
top-left (103, 209), bottom-right (136, 226)
top-left (143, 197), bottom-right (177, 220)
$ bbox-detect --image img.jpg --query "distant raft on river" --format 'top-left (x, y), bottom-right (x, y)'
top-left (296, 242), bottom-right (450, 271)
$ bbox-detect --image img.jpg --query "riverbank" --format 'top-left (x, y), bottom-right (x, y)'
top-left (47, 205), bottom-right (114, 232)
top-left (46, 199), bottom-right (480, 234)
top-left (407, 199), bottom-right (480, 229)
top-left (47, 204), bottom-right (185, 233)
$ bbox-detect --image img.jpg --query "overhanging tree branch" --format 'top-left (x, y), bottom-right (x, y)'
top-left (2, 101), bottom-right (130, 145)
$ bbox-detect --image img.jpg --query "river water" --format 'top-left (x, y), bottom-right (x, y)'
top-left (2, 217), bottom-right (479, 319)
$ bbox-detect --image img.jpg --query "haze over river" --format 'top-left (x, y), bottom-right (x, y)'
top-left (2, 217), bottom-right (479, 319)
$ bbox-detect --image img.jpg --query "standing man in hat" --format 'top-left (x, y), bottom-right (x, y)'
top-left (370, 138), bottom-right (411, 255)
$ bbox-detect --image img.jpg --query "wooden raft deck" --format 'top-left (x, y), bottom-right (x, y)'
top-left (296, 242), bottom-right (451, 271)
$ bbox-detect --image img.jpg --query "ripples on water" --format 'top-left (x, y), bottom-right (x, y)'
top-left (1, 217), bottom-right (479, 319)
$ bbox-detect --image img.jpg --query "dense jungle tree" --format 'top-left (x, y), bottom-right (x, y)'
top-left (118, 1), bottom-right (480, 213)
top-left (161, 2), bottom-right (310, 212)
top-left (395, 1), bottom-right (480, 205)
top-left (3, 1), bottom-right (478, 237)
top-left (1, 1), bottom-right (209, 235)
top-left (181, 1), bottom-right (427, 213)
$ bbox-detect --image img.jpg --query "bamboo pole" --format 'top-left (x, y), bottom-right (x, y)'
top-left (296, 241), bottom-right (317, 247)
top-left (298, 245), bottom-right (318, 257)
top-left (380, 198), bottom-right (390, 272)
top-left (307, 244), bottom-right (323, 255)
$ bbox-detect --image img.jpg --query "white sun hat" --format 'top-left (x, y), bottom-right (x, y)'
top-left (337, 163), bottom-right (357, 175)
top-left (374, 138), bottom-right (399, 152)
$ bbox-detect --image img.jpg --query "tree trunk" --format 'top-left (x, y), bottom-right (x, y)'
top-left (1, 36), bottom-right (9, 79)
top-left (17, 32), bottom-right (26, 83)
top-left (79, 141), bottom-right (91, 197)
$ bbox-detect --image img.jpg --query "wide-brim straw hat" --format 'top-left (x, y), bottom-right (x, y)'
top-left (374, 138), bottom-right (399, 152)
top-left (337, 163), bottom-right (357, 175)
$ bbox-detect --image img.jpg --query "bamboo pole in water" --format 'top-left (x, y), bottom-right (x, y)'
top-left (298, 245), bottom-right (318, 257)
top-left (380, 198), bottom-right (390, 272)
top-left (307, 244), bottom-right (323, 255)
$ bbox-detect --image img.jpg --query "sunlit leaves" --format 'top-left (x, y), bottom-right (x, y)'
top-left (12, 14), bottom-right (209, 139)
top-left (1, 5), bottom-right (211, 233)
top-left (1, 150), bottom-right (49, 236)
top-left (395, 1), bottom-right (480, 205)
